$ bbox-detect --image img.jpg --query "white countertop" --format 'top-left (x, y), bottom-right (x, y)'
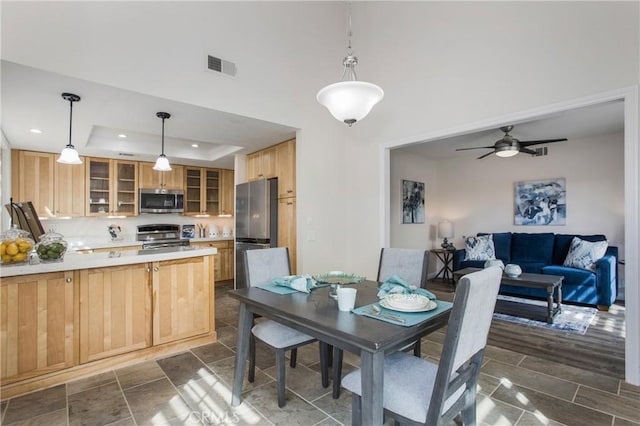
top-left (67, 236), bottom-right (234, 251)
top-left (0, 246), bottom-right (218, 278)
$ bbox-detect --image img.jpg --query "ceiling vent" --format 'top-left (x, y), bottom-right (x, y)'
top-left (208, 55), bottom-right (237, 77)
top-left (533, 147), bottom-right (548, 157)
top-left (118, 152), bottom-right (135, 157)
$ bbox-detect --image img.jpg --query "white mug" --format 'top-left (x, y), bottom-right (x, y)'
top-left (337, 287), bottom-right (357, 312)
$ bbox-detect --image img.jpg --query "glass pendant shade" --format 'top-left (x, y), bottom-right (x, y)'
top-left (317, 80), bottom-right (384, 126)
top-left (57, 144), bottom-right (82, 164)
top-left (153, 154), bottom-right (172, 171)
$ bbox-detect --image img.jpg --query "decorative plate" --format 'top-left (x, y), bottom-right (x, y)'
top-left (313, 271), bottom-right (366, 285)
top-left (380, 294), bottom-right (437, 312)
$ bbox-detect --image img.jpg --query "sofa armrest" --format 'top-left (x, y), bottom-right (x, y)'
top-left (595, 251), bottom-right (617, 306)
top-left (453, 249), bottom-right (466, 271)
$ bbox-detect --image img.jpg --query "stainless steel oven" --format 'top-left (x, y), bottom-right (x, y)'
top-left (139, 188), bottom-right (184, 214)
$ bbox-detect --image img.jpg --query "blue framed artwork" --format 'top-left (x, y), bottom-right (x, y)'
top-left (402, 179), bottom-right (425, 224)
top-left (514, 178), bottom-right (566, 226)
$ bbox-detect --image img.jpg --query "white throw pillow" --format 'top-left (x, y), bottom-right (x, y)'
top-left (464, 234), bottom-right (496, 261)
top-left (563, 237), bottom-right (608, 271)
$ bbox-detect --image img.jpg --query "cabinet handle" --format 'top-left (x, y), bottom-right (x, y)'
top-left (65, 277), bottom-right (72, 283)
top-left (287, 202), bottom-right (293, 205)
top-left (153, 267), bottom-right (159, 272)
top-left (287, 190), bottom-right (293, 193)
top-left (146, 267), bottom-right (151, 273)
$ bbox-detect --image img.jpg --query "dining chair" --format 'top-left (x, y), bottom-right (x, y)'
top-left (244, 247), bottom-right (330, 407)
top-left (341, 266), bottom-right (502, 425)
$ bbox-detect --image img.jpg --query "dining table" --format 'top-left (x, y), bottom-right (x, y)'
top-left (229, 280), bottom-right (452, 426)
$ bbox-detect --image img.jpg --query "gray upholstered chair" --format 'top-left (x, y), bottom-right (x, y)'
top-left (244, 247), bottom-right (329, 407)
top-left (341, 266), bottom-right (502, 425)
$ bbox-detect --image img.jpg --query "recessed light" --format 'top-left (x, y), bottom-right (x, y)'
top-left (191, 144), bottom-right (199, 148)
top-left (118, 134), bottom-right (127, 138)
top-left (30, 128), bottom-right (42, 134)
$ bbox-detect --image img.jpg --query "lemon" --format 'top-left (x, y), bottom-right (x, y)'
top-left (15, 238), bottom-right (27, 245)
top-left (1, 254), bottom-right (12, 264)
top-left (0, 243), bottom-right (5, 256)
top-left (6, 243), bottom-right (18, 256)
top-left (18, 242), bottom-right (32, 253)
top-left (12, 253), bottom-right (26, 262)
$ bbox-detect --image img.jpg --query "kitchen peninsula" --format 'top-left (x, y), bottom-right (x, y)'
top-left (0, 246), bottom-right (217, 399)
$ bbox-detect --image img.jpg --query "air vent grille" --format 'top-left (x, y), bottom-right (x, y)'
top-left (534, 147), bottom-right (548, 157)
top-left (118, 152), bottom-right (135, 157)
top-left (207, 55), bottom-right (237, 77)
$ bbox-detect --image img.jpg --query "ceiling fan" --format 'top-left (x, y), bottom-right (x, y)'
top-left (456, 125), bottom-right (568, 159)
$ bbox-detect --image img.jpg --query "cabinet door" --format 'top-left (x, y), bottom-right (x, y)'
top-left (138, 162), bottom-right (162, 189)
top-left (219, 169), bottom-right (234, 216)
top-left (113, 160), bottom-right (138, 216)
top-left (278, 197), bottom-right (297, 274)
top-left (276, 139), bottom-right (296, 199)
top-left (86, 158), bottom-right (112, 216)
top-left (247, 152), bottom-right (260, 181)
top-left (152, 256), bottom-right (213, 345)
top-left (190, 241), bottom-right (229, 282)
top-left (1, 271), bottom-right (75, 383)
top-left (204, 169), bottom-right (220, 214)
top-left (260, 147), bottom-right (277, 179)
top-left (55, 158), bottom-right (86, 217)
top-left (11, 150), bottom-right (55, 218)
top-left (79, 264), bottom-right (151, 363)
top-left (184, 167), bottom-right (203, 214)
top-left (163, 165), bottom-right (184, 190)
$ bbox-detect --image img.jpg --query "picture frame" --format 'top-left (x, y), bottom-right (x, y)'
top-left (514, 178), bottom-right (566, 225)
top-left (402, 179), bottom-right (425, 224)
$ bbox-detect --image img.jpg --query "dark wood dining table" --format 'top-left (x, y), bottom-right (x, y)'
top-left (229, 280), bottom-right (452, 425)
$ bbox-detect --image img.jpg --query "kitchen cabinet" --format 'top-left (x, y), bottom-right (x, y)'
top-left (278, 197), bottom-right (297, 274)
top-left (0, 271), bottom-right (76, 384)
top-left (219, 169), bottom-right (235, 216)
top-left (276, 139), bottom-right (296, 199)
top-left (184, 168), bottom-right (220, 215)
top-left (191, 241), bottom-right (233, 282)
top-left (247, 146), bottom-right (277, 181)
top-left (79, 264), bottom-right (151, 363)
top-left (139, 162), bottom-right (184, 190)
top-left (55, 159), bottom-right (86, 217)
top-left (11, 150), bottom-right (55, 218)
top-left (152, 256), bottom-right (213, 345)
top-left (86, 158), bottom-right (138, 216)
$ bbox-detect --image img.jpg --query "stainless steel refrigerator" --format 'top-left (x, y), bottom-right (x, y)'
top-left (235, 178), bottom-right (278, 288)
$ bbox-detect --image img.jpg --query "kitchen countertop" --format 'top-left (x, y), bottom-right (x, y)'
top-left (0, 246), bottom-right (218, 278)
top-left (67, 236), bottom-right (234, 251)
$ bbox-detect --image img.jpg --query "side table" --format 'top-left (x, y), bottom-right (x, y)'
top-left (431, 248), bottom-right (455, 285)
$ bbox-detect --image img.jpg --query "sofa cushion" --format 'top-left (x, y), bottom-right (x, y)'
top-left (542, 265), bottom-right (596, 287)
top-left (563, 237), bottom-right (608, 271)
top-left (552, 234), bottom-right (607, 265)
top-left (463, 235), bottom-right (496, 261)
top-left (479, 232), bottom-right (511, 263)
top-left (511, 233), bottom-right (554, 264)
top-left (516, 262), bottom-right (545, 274)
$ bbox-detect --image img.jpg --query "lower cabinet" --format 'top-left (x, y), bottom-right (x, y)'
top-left (191, 241), bottom-right (234, 282)
top-left (152, 256), bottom-right (213, 345)
top-left (0, 271), bottom-right (76, 383)
top-left (79, 264), bottom-right (152, 363)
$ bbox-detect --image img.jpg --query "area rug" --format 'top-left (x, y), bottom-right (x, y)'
top-left (493, 295), bottom-right (597, 334)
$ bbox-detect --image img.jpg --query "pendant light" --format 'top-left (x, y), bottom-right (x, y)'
top-left (57, 93), bottom-right (82, 164)
top-left (153, 112), bottom-right (172, 171)
top-left (316, 2), bottom-right (383, 126)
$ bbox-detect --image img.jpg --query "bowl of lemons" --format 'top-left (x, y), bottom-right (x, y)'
top-left (0, 226), bottom-right (35, 265)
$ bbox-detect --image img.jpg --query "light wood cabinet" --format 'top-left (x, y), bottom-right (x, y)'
top-left (86, 158), bottom-right (138, 216)
top-left (219, 169), bottom-right (235, 216)
top-left (152, 256), bottom-right (213, 345)
top-left (79, 264), bottom-right (151, 363)
top-left (184, 168), bottom-right (220, 215)
top-left (191, 241), bottom-right (233, 282)
top-left (278, 197), bottom-right (297, 274)
top-left (276, 139), bottom-right (296, 199)
top-left (11, 150), bottom-right (55, 218)
top-left (55, 159), bottom-right (86, 217)
top-left (139, 162), bottom-right (184, 190)
top-left (0, 271), bottom-right (76, 383)
top-left (247, 146), bottom-right (277, 181)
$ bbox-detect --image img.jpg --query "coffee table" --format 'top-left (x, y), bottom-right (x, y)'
top-left (453, 267), bottom-right (563, 324)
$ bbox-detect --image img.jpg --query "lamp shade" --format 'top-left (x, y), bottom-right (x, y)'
top-left (438, 221), bottom-right (454, 239)
top-left (153, 154), bottom-right (172, 171)
top-left (57, 145), bottom-right (82, 165)
top-left (316, 80), bottom-right (384, 125)
top-left (495, 146), bottom-right (519, 157)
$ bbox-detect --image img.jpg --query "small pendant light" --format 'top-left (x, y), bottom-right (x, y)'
top-left (153, 112), bottom-right (172, 171)
top-left (57, 93), bottom-right (82, 164)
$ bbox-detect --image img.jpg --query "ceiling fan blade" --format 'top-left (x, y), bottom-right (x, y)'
top-left (519, 147), bottom-right (537, 155)
top-left (455, 146), bottom-right (495, 151)
top-left (477, 151), bottom-right (496, 160)
top-left (519, 138), bottom-right (567, 147)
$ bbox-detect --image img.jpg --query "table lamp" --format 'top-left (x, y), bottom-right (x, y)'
top-left (438, 220), bottom-right (454, 250)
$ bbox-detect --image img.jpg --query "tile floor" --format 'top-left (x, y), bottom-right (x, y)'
top-left (1, 284), bottom-right (639, 426)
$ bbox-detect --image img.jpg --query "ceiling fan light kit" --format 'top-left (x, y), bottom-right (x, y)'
top-left (153, 112), bottom-right (172, 172)
top-left (57, 92), bottom-right (83, 165)
top-left (456, 125), bottom-right (567, 159)
top-left (316, 2), bottom-right (383, 126)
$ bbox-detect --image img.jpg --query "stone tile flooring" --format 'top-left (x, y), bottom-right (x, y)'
top-left (1, 284), bottom-right (639, 426)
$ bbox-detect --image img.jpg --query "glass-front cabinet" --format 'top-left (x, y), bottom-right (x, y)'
top-left (184, 167), bottom-right (220, 215)
top-left (86, 158), bottom-right (138, 216)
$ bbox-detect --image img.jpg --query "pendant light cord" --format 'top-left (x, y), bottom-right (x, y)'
top-left (161, 116), bottom-right (165, 156)
top-left (347, 1), bottom-right (352, 54)
top-left (67, 99), bottom-right (74, 148)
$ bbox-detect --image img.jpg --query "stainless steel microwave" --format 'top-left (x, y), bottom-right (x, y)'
top-left (139, 188), bottom-right (184, 214)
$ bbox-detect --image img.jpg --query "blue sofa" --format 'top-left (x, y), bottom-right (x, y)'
top-left (452, 232), bottom-right (618, 309)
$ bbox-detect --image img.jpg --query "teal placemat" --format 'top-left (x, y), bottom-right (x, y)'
top-left (352, 300), bottom-right (453, 327)
top-left (257, 283), bottom-right (300, 295)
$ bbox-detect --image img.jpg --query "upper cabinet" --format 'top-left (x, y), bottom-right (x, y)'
top-left (139, 162), bottom-right (184, 190)
top-left (11, 150), bottom-right (55, 218)
top-left (184, 167), bottom-right (220, 215)
top-left (55, 159), bottom-right (86, 217)
top-left (86, 158), bottom-right (138, 216)
top-left (219, 169), bottom-right (234, 216)
top-left (276, 139), bottom-right (296, 199)
top-left (247, 146), bottom-right (277, 181)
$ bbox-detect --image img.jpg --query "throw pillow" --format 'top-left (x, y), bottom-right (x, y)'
top-left (464, 234), bottom-right (496, 261)
top-left (563, 237), bottom-right (608, 271)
